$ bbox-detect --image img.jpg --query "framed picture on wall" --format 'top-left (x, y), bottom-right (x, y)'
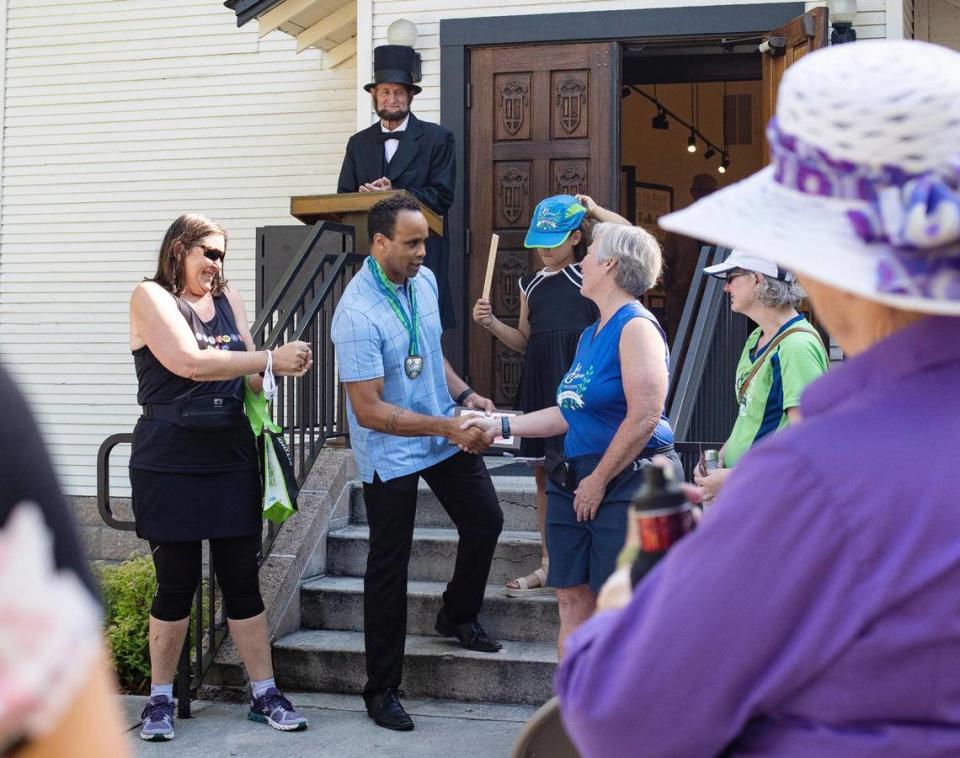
top-left (635, 182), bottom-right (673, 245)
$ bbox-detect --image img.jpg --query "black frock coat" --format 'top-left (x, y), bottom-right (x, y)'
top-left (337, 113), bottom-right (456, 327)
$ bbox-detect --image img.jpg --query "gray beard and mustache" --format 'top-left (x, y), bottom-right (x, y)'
top-left (377, 105), bottom-right (409, 122)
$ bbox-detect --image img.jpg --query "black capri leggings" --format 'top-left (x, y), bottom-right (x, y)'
top-left (149, 535), bottom-right (264, 622)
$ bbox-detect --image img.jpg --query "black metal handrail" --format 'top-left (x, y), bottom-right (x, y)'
top-left (96, 221), bottom-right (363, 718)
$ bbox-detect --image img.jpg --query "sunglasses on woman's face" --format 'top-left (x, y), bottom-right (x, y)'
top-left (198, 245), bottom-right (225, 263)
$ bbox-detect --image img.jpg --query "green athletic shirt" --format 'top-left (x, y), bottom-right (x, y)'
top-left (724, 315), bottom-right (829, 467)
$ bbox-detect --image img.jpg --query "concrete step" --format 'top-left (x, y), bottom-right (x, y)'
top-left (349, 476), bottom-right (540, 532)
top-left (301, 576), bottom-right (558, 643)
top-left (273, 629), bottom-right (557, 705)
top-left (326, 525), bottom-right (543, 585)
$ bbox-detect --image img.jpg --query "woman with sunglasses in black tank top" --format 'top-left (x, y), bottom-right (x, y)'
top-left (129, 214), bottom-right (311, 741)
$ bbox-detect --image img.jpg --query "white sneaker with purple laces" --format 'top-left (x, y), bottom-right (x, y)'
top-left (139, 694), bottom-right (175, 741)
top-left (248, 687), bottom-right (308, 731)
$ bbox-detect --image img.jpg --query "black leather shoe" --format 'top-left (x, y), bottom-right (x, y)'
top-left (435, 608), bottom-right (503, 652)
top-left (364, 688), bottom-right (414, 731)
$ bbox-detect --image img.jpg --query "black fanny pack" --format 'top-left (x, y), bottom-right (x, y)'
top-left (544, 445), bottom-right (676, 492)
top-left (143, 394), bottom-right (245, 430)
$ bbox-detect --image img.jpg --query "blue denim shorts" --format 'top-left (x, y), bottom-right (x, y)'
top-left (545, 450), bottom-right (682, 594)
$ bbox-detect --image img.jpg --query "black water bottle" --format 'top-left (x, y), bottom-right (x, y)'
top-left (618, 465), bottom-right (697, 585)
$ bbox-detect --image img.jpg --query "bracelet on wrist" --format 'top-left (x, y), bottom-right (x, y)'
top-left (455, 387), bottom-right (475, 405)
top-left (500, 415), bottom-right (511, 439)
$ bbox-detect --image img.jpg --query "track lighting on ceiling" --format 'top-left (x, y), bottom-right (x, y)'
top-left (625, 84), bottom-right (730, 173)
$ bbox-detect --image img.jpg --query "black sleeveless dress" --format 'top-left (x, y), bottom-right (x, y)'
top-left (129, 293), bottom-right (261, 542)
top-left (515, 264), bottom-right (598, 460)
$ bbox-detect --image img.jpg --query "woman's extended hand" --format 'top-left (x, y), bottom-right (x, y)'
top-left (459, 414), bottom-right (499, 439)
top-left (447, 417), bottom-right (495, 453)
top-left (573, 471), bottom-right (606, 521)
top-left (472, 298), bottom-right (495, 328)
top-left (272, 341), bottom-right (313, 376)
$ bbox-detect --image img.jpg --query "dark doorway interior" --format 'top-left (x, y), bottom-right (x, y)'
top-left (620, 40), bottom-right (763, 347)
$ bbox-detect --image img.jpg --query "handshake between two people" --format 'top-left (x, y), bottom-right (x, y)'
top-left (445, 399), bottom-right (508, 456)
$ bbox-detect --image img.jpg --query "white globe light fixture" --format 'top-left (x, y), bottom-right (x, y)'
top-left (387, 19), bottom-right (418, 48)
top-left (826, 0), bottom-right (858, 44)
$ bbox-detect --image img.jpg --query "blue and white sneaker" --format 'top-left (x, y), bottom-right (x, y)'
top-left (248, 687), bottom-right (308, 731)
top-left (139, 694), bottom-right (175, 741)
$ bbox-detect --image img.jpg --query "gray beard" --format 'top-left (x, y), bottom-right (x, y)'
top-left (377, 106), bottom-right (409, 123)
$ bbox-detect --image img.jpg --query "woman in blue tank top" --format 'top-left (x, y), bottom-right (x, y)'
top-left (463, 222), bottom-right (682, 654)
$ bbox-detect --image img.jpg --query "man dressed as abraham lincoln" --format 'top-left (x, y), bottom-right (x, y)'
top-left (338, 43), bottom-right (457, 329)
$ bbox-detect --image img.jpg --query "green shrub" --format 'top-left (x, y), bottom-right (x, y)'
top-left (96, 555), bottom-right (155, 693)
top-left (95, 555), bottom-right (213, 694)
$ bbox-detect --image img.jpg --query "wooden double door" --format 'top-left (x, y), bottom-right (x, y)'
top-left (467, 42), bottom-right (616, 405)
top-left (466, 10), bottom-right (827, 403)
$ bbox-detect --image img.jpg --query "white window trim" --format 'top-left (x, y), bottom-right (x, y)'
top-left (355, 0), bottom-right (373, 131)
top-left (886, 0), bottom-right (906, 38)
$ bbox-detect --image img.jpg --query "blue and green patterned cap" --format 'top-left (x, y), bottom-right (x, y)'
top-left (524, 195), bottom-right (587, 249)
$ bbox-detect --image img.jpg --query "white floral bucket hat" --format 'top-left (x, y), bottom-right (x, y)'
top-left (659, 40), bottom-right (960, 315)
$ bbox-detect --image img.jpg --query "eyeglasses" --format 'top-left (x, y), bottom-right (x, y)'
top-left (198, 245), bottom-right (225, 263)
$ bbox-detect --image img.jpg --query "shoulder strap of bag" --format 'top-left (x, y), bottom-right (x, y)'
top-left (737, 326), bottom-right (824, 402)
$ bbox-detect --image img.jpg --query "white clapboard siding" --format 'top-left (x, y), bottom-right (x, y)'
top-left (370, 0), bottom-right (889, 124)
top-left (0, 0), bottom-right (356, 496)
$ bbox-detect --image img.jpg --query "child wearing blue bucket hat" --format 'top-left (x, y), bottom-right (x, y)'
top-left (473, 194), bottom-right (630, 596)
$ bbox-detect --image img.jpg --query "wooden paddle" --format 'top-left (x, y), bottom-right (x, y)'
top-left (481, 233), bottom-right (500, 300)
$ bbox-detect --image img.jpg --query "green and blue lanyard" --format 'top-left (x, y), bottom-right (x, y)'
top-left (367, 256), bottom-right (424, 379)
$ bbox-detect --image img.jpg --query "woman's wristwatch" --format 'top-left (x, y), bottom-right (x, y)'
top-left (455, 387), bottom-right (475, 405)
top-left (501, 416), bottom-right (511, 439)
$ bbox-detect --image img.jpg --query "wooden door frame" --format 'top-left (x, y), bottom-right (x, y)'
top-left (438, 2), bottom-right (804, 376)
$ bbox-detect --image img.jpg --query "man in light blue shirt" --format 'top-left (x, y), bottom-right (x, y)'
top-left (331, 194), bottom-right (504, 733)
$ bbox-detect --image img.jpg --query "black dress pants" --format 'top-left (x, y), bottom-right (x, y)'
top-left (361, 451), bottom-right (504, 695)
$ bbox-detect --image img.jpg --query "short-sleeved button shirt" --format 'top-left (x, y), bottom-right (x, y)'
top-left (724, 314), bottom-right (828, 467)
top-left (331, 263), bottom-right (456, 483)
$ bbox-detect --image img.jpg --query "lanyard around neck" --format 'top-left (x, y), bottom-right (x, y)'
top-left (367, 256), bottom-right (420, 357)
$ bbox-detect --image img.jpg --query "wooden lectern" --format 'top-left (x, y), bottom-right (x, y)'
top-left (290, 190), bottom-right (443, 253)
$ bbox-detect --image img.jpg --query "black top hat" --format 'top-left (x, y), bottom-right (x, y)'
top-left (364, 45), bottom-right (422, 94)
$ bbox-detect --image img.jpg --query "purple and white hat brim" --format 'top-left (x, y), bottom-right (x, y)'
top-left (659, 166), bottom-right (960, 316)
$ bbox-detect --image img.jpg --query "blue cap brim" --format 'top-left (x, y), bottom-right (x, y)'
top-left (524, 229), bottom-right (572, 249)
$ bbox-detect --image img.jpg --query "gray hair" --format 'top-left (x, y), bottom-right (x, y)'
top-left (592, 222), bottom-right (662, 298)
top-left (756, 274), bottom-right (806, 308)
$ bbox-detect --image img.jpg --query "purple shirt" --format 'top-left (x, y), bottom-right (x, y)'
top-left (556, 316), bottom-right (960, 757)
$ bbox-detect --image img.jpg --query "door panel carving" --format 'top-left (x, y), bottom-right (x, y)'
top-left (553, 160), bottom-right (588, 196)
top-left (495, 252), bottom-right (528, 317)
top-left (495, 340), bottom-right (524, 406)
top-left (495, 162), bottom-right (532, 227)
top-left (552, 71), bottom-right (589, 139)
top-left (496, 73), bottom-right (532, 141)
